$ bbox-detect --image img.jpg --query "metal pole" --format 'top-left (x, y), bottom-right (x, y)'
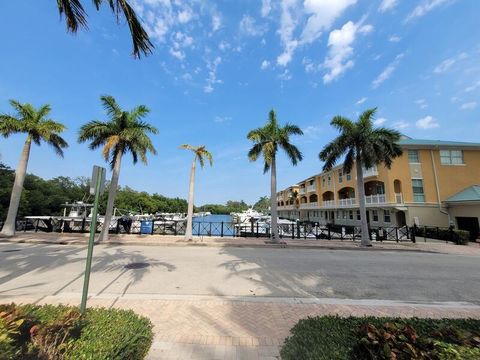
top-left (80, 168), bottom-right (103, 314)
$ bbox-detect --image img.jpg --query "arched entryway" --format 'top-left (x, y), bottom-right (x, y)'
top-left (394, 179), bottom-right (403, 203)
top-left (309, 194), bottom-right (318, 203)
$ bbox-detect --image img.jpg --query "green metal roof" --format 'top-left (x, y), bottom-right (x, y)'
top-left (398, 139), bottom-right (480, 148)
top-left (446, 185), bottom-right (480, 202)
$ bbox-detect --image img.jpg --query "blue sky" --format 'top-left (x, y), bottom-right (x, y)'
top-left (0, 0), bottom-right (479, 205)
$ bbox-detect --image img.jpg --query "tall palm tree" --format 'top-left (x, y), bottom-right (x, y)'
top-left (247, 110), bottom-right (303, 243)
top-left (319, 108), bottom-right (402, 246)
top-left (56, 0), bottom-right (153, 58)
top-left (0, 100), bottom-right (68, 237)
top-left (78, 95), bottom-right (158, 241)
top-left (180, 145), bottom-right (213, 241)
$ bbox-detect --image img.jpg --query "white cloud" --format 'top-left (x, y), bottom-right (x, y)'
top-left (301, 0), bottom-right (357, 44)
top-left (388, 35), bottom-right (401, 42)
top-left (303, 125), bottom-right (322, 139)
top-left (393, 121), bottom-right (410, 130)
top-left (415, 99), bottom-right (428, 109)
top-left (433, 52), bottom-right (468, 73)
top-left (177, 7), bottom-right (193, 24)
top-left (356, 97), bottom-right (367, 105)
top-left (276, 0), bottom-right (298, 66)
top-left (323, 20), bottom-right (373, 83)
top-left (374, 117), bottom-right (387, 126)
top-left (278, 69), bottom-right (293, 81)
top-left (276, 0), bottom-right (357, 66)
top-left (218, 40), bottom-right (230, 51)
top-left (204, 56), bottom-right (222, 93)
top-left (372, 53), bottom-right (404, 88)
top-left (214, 116), bottom-right (232, 123)
top-left (261, 0), bottom-right (272, 17)
top-left (379, 0), bottom-right (398, 12)
top-left (261, 60), bottom-right (271, 70)
top-left (416, 115), bottom-right (439, 129)
top-left (169, 48), bottom-right (185, 60)
top-left (211, 13), bottom-right (222, 32)
top-left (465, 80), bottom-right (480, 92)
top-left (239, 15), bottom-right (267, 36)
top-left (405, 0), bottom-right (451, 22)
top-left (460, 102), bottom-right (478, 110)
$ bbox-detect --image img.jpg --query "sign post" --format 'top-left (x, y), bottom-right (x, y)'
top-left (80, 166), bottom-right (106, 314)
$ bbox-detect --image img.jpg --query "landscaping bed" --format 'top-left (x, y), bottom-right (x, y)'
top-left (0, 303), bottom-right (153, 359)
top-left (281, 316), bottom-right (480, 360)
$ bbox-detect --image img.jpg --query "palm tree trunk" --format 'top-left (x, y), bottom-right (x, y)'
top-left (270, 155), bottom-right (279, 242)
top-left (355, 159), bottom-right (371, 246)
top-left (1, 138), bottom-right (31, 237)
top-left (99, 151), bottom-right (122, 242)
top-left (185, 158), bottom-right (196, 241)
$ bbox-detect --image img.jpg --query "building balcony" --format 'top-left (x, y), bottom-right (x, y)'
top-left (299, 202), bottom-right (318, 209)
top-left (278, 204), bottom-right (295, 210)
top-left (299, 188), bottom-right (306, 195)
top-left (306, 185), bottom-right (316, 193)
top-left (322, 200), bottom-right (336, 208)
top-left (362, 166), bottom-right (378, 178)
top-left (338, 198), bottom-right (356, 207)
top-left (365, 194), bottom-right (386, 204)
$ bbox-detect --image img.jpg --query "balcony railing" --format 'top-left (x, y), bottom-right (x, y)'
top-left (395, 193), bottom-right (403, 204)
top-left (322, 200), bottom-right (336, 207)
top-left (299, 188), bottom-right (306, 195)
top-left (300, 202), bottom-right (318, 209)
top-left (338, 198), bottom-right (356, 206)
top-left (365, 194), bottom-right (386, 204)
top-left (307, 185), bottom-right (316, 193)
top-left (362, 166), bottom-right (378, 178)
top-left (278, 204), bottom-right (295, 210)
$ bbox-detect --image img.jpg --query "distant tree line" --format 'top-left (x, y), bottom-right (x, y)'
top-left (0, 164), bottom-right (268, 219)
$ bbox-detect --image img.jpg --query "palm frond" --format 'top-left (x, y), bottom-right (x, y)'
top-left (56, 0), bottom-right (87, 32)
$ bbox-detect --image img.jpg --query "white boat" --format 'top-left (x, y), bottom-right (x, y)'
top-left (231, 208), bottom-right (264, 223)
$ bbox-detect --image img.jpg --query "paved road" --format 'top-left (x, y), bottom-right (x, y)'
top-left (1, 242), bottom-right (479, 304)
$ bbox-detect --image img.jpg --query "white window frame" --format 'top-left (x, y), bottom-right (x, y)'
top-left (384, 210), bottom-right (391, 223)
top-left (440, 149), bottom-right (464, 165)
top-left (412, 179), bottom-right (425, 203)
top-left (372, 210), bottom-right (379, 222)
top-left (408, 150), bottom-right (420, 163)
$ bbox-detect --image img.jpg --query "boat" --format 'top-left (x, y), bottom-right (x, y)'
top-left (230, 208), bottom-right (264, 224)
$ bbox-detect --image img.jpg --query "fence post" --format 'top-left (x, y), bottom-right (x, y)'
top-left (291, 223), bottom-right (295, 239)
top-left (221, 222), bottom-right (224, 237)
top-left (424, 226), bottom-right (427, 242)
top-left (328, 223), bottom-right (331, 240)
top-left (115, 219), bottom-right (120, 234)
top-left (256, 223), bottom-right (259, 238)
top-left (411, 225), bottom-right (416, 243)
top-left (151, 220), bottom-right (155, 235)
top-left (437, 227), bottom-right (440, 241)
top-left (35, 219), bottom-right (40, 233)
top-left (24, 219), bottom-right (27, 232)
top-left (174, 221), bottom-right (177, 236)
top-left (395, 227), bottom-right (399, 243)
top-left (315, 224), bottom-right (319, 240)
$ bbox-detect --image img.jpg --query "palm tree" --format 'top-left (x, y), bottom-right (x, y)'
top-left (0, 100), bottom-right (68, 237)
top-left (319, 108), bottom-right (402, 246)
top-left (180, 145), bottom-right (213, 241)
top-left (79, 95), bottom-right (158, 242)
top-left (56, 0), bottom-right (153, 58)
top-left (247, 110), bottom-right (303, 243)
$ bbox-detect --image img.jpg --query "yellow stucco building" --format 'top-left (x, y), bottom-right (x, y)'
top-left (277, 138), bottom-right (480, 239)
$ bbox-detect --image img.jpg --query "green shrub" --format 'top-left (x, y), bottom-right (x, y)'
top-left (414, 227), bottom-right (471, 244)
top-left (0, 304), bottom-right (153, 360)
top-left (280, 316), bottom-right (480, 360)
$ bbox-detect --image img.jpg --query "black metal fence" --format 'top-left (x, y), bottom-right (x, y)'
top-left (2, 217), bottom-right (416, 242)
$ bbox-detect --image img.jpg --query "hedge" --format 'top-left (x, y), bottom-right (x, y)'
top-left (280, 316), bottom-right (480, 360)
top-left (414, 227), bottom-right (470, 244)
top-left (0, 303), bottom-right (153, 360)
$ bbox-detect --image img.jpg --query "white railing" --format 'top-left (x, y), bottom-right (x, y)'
top-left (307, 185), bottom-right (316, 192)
top-left (365, 194), bottom-right (386, 204)
top-left (362, 166), bottom-right (378, 178)
top-left (339, 198), bottom-right (356, 206)
top-left (299, 188), bottom-right (306, 195)
top-left (322, 200), bottom-right (336, 207)
top-left (395, 193), bottom-right (403, 204)
top-left (300, 202), bottom-right (318, 209)
top-left (278, 204), bottom-right (295, 210)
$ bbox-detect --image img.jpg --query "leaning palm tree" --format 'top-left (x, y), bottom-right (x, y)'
top-left (180, 145), bottom-right (213, 241)
top-left (56, 0), bottom-right (153, 58)
top-left (247, 110), bottom-right (303, 243)
top-left (319, 108), bottom-right (402, 246)
top-left (79, 95), bottom-right (158, 242)
top-left (0, 100), bottom-right (68, 236)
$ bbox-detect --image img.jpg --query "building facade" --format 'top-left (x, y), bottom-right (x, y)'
top-left (277, 138), bottom-right (480, 232)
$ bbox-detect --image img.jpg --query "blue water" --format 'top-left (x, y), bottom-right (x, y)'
top-left (192, 214), bottom-right (234, 236)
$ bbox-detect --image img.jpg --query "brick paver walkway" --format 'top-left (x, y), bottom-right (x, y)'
top-left (4, 232), bottom-right (480, 256)
top-left (11, 294), bottom-right (480, 360)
